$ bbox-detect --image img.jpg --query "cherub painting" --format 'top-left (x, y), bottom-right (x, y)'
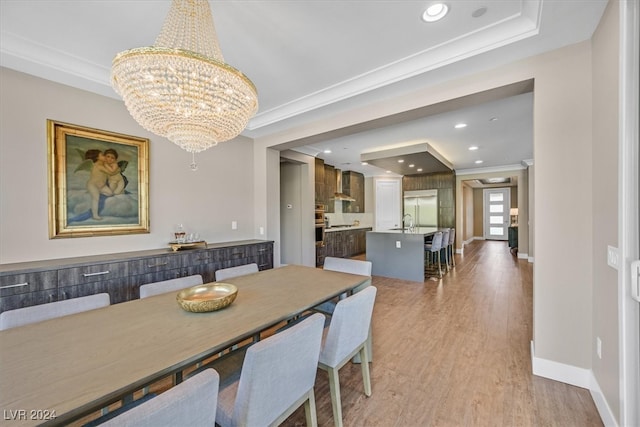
top-left (65, 137), bottom-right (138, 224)
top-left (47, 120), bottom-right (150, 238)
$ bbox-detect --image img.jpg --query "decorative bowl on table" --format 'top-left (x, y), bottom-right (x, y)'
top-left (176, 283), bottom-right (238, 313)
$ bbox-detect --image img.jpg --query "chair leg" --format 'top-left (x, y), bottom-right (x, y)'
top-left (327, 367), bottom-right (343, 427)
top-left (304, 389), bottom-right (319, 427)
top-left (359, 346), bottom-right (372, 396)
top-left (437, 252), bottom-right (442, 278)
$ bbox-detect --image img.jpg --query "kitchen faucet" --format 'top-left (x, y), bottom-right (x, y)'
top-left (402, 213), bottom-right (413, 231)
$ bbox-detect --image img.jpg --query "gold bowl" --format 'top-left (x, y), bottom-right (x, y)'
top-left (176, 283), bottom-right (238, 313)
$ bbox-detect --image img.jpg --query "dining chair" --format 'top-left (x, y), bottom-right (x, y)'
top-left (318, 286), bottom-right (377, 427)
top-left (98, 369), bottom-right (220, 427)
top-left (425, 231), bottom-right (444, 278)
top-left (215, 263), bottom-right (259, 281)
top-left (0, 293), bottom-right (110, 331)
top-left (213, 313), bottom-right (325, 427)
top-left (139, 274), bottom-right (203, 299)
top-left (316, 256), bottom-right (373, 363)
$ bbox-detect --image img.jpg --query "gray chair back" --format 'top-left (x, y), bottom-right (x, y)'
top-left (448, 228), bottom-right (456, 245)
top-left (323, 257), bottom-right (372, 292)
top-left (215, 263), bottom-right (258, 281)
top-left (440, 229), bottom-right (450, 251)
top-left (0, 293), bottom-right (110, 331)
top-left (426, 232), bottom-right (443, 252)
top-left (215, 313), bottom-right (325, 426)
top-left (319, 286), bottom-right (377, 368)
top-left (101, 369), bottom-right (219, 427)
top-left (139, 275), bottom-right (203, 299)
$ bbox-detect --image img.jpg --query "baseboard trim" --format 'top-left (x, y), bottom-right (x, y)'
top-left (528, 256), bottom-right (534, 263)
top-left (530, 341), bottom-right (591, 388)
top-left (517, 252), bottom-right (529, 260)
top-left (589, 374), bottom-right (619, 427)
top-left (530, 341), bottom-right (616, 426)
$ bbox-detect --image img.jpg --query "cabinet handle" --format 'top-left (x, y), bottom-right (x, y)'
top-left (147, 262), bottom-right (168, 268)
top-left (231, 252), bottom-right (244, 257)
top-left (83, 270), bottom-right (110, 277)
top-left (258, 248), bottom-right (267, 252)
top-left (48, 294), bottom-right (55, 303)
top-left (0, 282), bottom-right (28, 290)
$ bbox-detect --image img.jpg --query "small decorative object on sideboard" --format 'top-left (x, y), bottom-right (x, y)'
top-left (176, 283), bottom-right (238, 313)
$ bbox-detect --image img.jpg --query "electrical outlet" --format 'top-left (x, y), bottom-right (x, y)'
top-left (259, 227), bottom-right (264, 235)
top-left (231, 221), bottom-right (237, 230)
top-left (607, 246), bottom-right (619, 270)
top-left (596, 337), bottom-right (602, 359)
top-left (396, 241), bottom-right (401, 248)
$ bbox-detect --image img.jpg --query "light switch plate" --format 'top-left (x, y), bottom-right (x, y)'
top-left (607, 245), bottom-right (619, 270)
top-left (395, 241), bottom-right (401, 248)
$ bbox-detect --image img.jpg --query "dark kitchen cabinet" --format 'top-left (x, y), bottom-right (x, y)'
top-left (0, 240), bottom-right (274, 315)
top-left (324, 165), bottom-right (336, 213)
top-left (315, 157), bottom-right (326, 207)
top-left (319, 228), bottom-right (371, 265)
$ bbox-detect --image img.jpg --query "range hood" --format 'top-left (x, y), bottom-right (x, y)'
top-left (333, 169), bottom-right (356, 202)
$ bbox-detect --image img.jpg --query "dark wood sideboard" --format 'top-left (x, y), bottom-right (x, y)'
top-left (0, 240), bottom-right (273, 315)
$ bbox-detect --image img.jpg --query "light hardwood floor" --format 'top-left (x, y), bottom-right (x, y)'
top-left (283, 239), bottom-right (603, 426)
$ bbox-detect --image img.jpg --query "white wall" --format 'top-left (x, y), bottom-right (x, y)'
top-left (590, 0), bottom-right (621, 421)
top-left (0, 68), bottom-right (256, 264)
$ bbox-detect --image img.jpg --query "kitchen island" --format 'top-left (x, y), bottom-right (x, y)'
top-left (366, 227), bottom-right (439, 282)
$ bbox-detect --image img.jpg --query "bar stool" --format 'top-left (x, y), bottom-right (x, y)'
top-left (440, 229), bottom-right (450, 272)
top-left (447, 228), bottom-right (456, 268)
top-left (425, 232), bottom-right (444, 278)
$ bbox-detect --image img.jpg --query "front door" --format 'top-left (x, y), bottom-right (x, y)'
top-left (483, 188), bottom-right (510, 241)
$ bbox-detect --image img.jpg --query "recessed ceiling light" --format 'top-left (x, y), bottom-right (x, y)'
top-left (417, 168), bottom-right (423, 172)
top-left (468, 146), bottom-right (479, 151)
top-left (489, 117), bottom-right (498, 121)
top-left (475, 160), bottom-right (484, 164)
top-left (409, 164), bottom-right (415, 168)
top-left (422, 3), bottom-right (449, 22)
top-left (323, 149), bottom-right (332, 154)
top-left (398, 159), bottom-right (404, 163)
top-left (386, 170), bottom-right (392, 173)
top-left (472, 6), bottom-right (487, 18)
top-left (455, 123), bottom-right (467, 129)
top-left (361, 162), bottom-right (368, 165)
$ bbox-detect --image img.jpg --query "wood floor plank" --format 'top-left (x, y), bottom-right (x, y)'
top-left (283, 240), bottom-right (602, 427)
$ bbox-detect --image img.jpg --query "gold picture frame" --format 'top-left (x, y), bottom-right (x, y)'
top-left (47, 120), bottom-right (150, 238)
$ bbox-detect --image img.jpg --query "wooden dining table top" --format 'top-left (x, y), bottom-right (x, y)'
top-left (0, 264), bottom-right (369, 426)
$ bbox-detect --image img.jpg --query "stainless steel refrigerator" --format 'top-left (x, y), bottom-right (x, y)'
top-left (403, 190), bottom-right (438, 227)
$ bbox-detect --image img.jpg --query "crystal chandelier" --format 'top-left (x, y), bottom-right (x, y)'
top-left (111, 0), bottom-right (258, 154)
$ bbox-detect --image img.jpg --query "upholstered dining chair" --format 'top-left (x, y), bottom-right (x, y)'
top-left (215, 263), bottom-right (259, 281)
top-left (99, 369), bottom-right (220, 427)
top-left (139, 274), bottom-right (203, 299)
top-left (0, 293), bottom-right (110, 331)
top-left (317, 257), bottom-right (373, 363)
top-left (318, 286), bottom-right (378, 427)
top-left (213, 313), bottom-right (325, 427)
top-left (425, 231), bottom-right (444, 278)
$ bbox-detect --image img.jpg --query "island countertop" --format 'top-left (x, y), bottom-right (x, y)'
top-left (367, 227), bottom-right (439, 235)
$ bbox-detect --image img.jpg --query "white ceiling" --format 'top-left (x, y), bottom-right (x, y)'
top-left (0, 0), bottom-right (607, 177)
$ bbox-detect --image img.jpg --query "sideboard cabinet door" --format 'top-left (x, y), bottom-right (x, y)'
top-left (0, 271), bottom-right (58, 313)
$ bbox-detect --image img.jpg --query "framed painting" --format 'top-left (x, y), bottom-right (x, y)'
top-left (47, 120), bottom-right (150, 238)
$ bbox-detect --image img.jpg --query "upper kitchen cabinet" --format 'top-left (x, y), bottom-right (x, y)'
top-left (324, 164), bottom-right (336, 213)
top-left (315, 157), bottom-right (326, 206)
top-left (342, 171), bottom-right (365, 213)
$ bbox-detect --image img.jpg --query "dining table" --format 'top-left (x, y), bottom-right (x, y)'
top-left (0, 264), bottom-right (369, 426)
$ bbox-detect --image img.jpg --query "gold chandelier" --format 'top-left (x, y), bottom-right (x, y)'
top-left (111, 0), bottom-right (258, 154)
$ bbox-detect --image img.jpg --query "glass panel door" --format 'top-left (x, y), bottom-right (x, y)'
top-left (483, 188), bottom-right (510, 240)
